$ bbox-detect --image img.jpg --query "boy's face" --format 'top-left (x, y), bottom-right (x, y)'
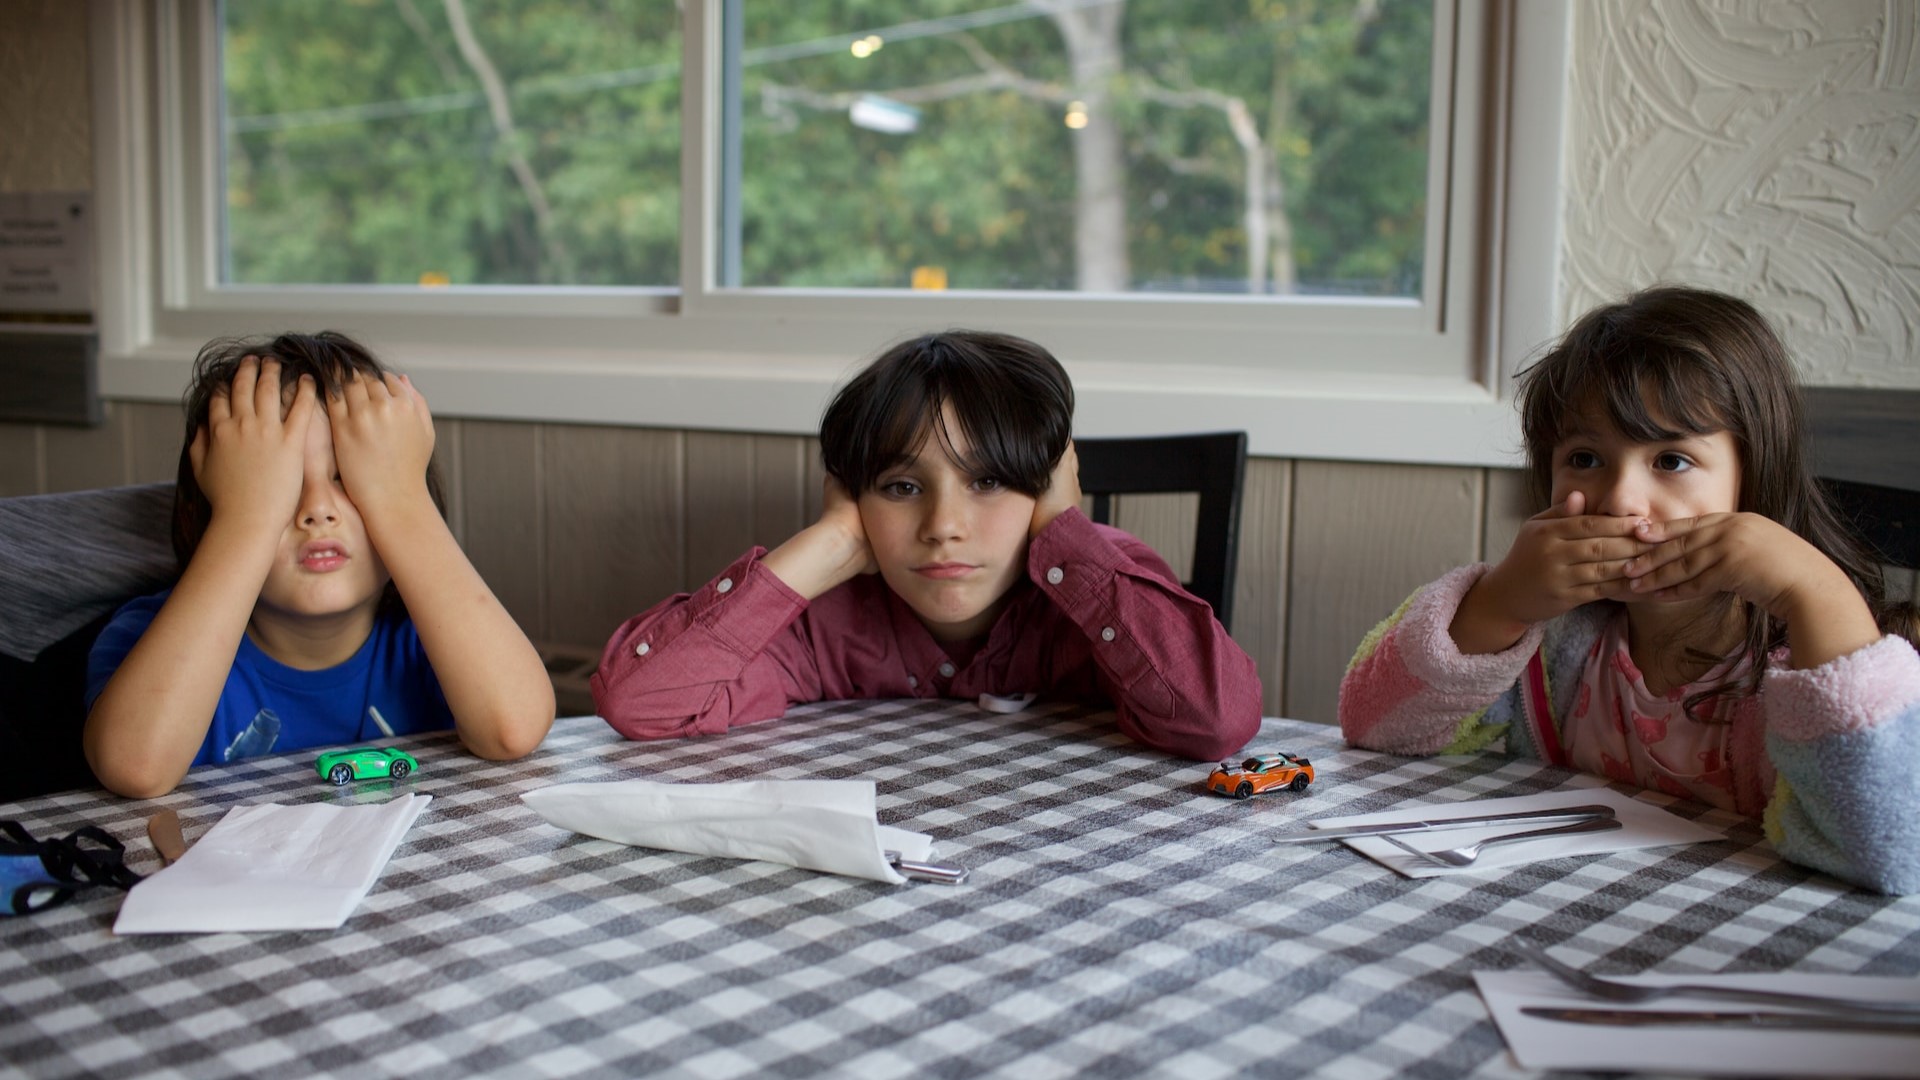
top-left (859, 411), bottom-right (1037, 643)
top-left (254, 402), bottom-right (392, 635)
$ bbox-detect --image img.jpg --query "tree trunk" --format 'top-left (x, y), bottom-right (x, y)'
top-left (1046, 2), bottom-right (1129, 293)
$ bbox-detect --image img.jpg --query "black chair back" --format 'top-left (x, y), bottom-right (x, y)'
top-left (1073, 432), bottom-right (1247, 627)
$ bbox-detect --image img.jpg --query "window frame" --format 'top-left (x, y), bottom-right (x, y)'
top-left (88, 0), bottom-right (1567, 466)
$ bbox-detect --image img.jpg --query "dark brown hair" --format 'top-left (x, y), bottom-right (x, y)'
top-left (1516, 285), bottom-right (1911, 711)
top-left (173, 331), bottom-right (446, 612)
top-left (820, 330), bottom-right (1073, 496)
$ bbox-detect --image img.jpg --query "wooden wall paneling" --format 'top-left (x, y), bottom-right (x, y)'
top-left (42, 403), bottom-right (129, 492)
top-left (685, 431), bottom-right (759, 590)
top-left (751, 434), bottom-right (808, 549)
top-left (544, 424), bottom-right (684, 648)
top-left (1482, 467), bottom-right (1532, 564)
top-left (803, 437), bottom-right (826, 524)
top-left (1112, 492), bottom-right (1197, 583)
top-left (1285, 461), bottom-right (1483, 725)
top-left (1232, 457), bottom-right (1292, 716)
top-left (433, 418), bottom-right (465, 547)
top-left (459, 420), bottom-right (546, 641)
top-left (124, 401), bottom-right (184, 485)
top-left (0, 425), bottom-right (43, 495)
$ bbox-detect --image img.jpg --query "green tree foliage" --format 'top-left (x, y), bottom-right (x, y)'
top-left (222, 0), bottom-right (1430, 296)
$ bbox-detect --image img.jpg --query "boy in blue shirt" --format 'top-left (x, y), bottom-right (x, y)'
top-left (86, 332), bottom-right (554, 797)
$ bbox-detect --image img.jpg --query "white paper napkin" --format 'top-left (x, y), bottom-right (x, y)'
top-left (114, 793), bottom-right (430, 934)
top-left (522, 779), bottom-right (934, 884)
top-left (1477, 970), bottom-right (1920, 1076)
top-left (1310, 786), bottom-right (1719, 878)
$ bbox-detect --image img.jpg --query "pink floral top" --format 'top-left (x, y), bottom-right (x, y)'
top-left (1561, 613), bottom-right (1748, 810)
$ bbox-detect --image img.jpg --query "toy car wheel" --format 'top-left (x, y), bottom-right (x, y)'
top-left (1235, 781), bottom-right (1253, 799)
top-left (328, 763), bottom-right (354, 786)
top-left (1289, 774), bottom-right (1310, 792)
top-left (389, 760), bottom-right (411, 780)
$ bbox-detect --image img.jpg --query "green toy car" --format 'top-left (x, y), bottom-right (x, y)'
top-left (315, 747), bottom-right (419, 786)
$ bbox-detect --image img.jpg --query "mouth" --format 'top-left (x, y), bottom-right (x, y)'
top-left (298, 540), bottom-right (350, 572)
top-left (912, 562), bottom-right (978, 580)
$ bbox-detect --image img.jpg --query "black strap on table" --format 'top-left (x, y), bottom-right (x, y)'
top-left (1, 819), bottom-right (143, 915)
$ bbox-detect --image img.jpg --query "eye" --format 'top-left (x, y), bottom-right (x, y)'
top-left (1563, 449), bottom-right (1600, 469)
top-left (1654, 452), bottom-right (1693, 473)
top-left (971, 476), bottom-right (1003, 493)
top-left (880, 479), bottom-right (920, 498)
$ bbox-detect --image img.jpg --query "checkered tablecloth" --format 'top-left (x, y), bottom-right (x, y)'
top-left (4, 701), bottom-right (1917, 1079)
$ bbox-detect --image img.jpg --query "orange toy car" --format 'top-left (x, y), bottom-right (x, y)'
top-left (1205, 753), bottom-right (1314, 799)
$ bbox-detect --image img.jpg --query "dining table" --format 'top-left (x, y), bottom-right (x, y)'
top-left (3, 699), bottom-right (1917, 1079)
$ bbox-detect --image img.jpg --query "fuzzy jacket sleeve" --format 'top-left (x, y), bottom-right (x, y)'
top-left (1338, 564), bottom-right (1544, 756)
top-left (1760, 635), bottom-right (1920, 895)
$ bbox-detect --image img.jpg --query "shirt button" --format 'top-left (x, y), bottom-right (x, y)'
top-left (1100, 627), bottom-right (1116, 642)
top-left (907, 675), bottom-right (919, 689)
top-left (636, 641), bottom-right (651, 656)
top-left (938, 662), bottom-right (956, 678)
top-left (1046, 566), bottom-right (1064, 585)
top-left (716, 577), bottom-right (734, 594)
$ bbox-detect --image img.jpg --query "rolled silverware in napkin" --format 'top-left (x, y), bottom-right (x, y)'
top-left (523, 779), bottom-right (954, 886)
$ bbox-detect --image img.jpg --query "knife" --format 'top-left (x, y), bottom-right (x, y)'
top-left (1520, 1006), bottom-right (1920, 1034)
top-left (1272, 805), bottom-right (1617, 844)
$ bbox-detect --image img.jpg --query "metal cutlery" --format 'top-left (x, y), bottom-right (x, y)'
top-left (1518, 940), bottom-right (1920, 1016)
top-left (1273, 804), bottom-right (1617, 845)
top-left (1520, 1006), bottom-right (1920, 1033)
top-left (1384, 815), bottom-right (1624, 867)
top-left (884, 850), bottom-right (968, 885)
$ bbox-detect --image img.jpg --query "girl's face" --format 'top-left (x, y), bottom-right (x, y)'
top-left (253, 405), bottom-right (392, 642)
top-left (859, 410), bottom-right (1037, 643)
top-left (1549, 397), bottom-right (1742, 527)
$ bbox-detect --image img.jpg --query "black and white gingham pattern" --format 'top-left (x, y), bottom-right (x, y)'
top-left (5, 703), bottom-right (1918, 1078)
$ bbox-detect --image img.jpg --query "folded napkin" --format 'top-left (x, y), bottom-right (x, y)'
top-left (114, 794), bottom-right (430, 934)
top-left (1476, 970), bottom-right (1920, 1076)
top-left (1312, 786), bottom-right (1719, 878)
top-left (522, 779), bottom-right (934, 884)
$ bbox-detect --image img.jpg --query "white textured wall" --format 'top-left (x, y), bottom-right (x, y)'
top-left (1563, 1), bottom-right (1920, 386)
top-left (0, 2), bottom-right (90, 194)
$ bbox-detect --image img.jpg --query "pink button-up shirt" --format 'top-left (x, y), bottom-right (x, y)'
top-left (591, 509), bottom-right (1262, 760)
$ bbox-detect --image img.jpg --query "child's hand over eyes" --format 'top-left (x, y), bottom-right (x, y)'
top-left (190, 357), bottom-right (315, 532)
top-left (327, 372), bottom-right (436, 516)
top-left (1625, 513), bottom-right (1880, 668)
top-left (1030, 441), bottom-right (1083, 539)
top-left (1450, 492), bottom-right (1653, 654)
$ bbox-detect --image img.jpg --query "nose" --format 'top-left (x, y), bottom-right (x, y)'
top-left (920, 485), bottom-right (967, 544)
top-left (1590, 466), bottom-right (1650, 518)
top-left (297, 473), bottom-right (339, 529)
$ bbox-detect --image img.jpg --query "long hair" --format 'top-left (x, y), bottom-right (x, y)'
top-left (173, 331), bottom-right (447, 615)
top-left (1516, 286), bottom-right (1906, 712)
top-left (820, 330), bottom-right (1074, 496)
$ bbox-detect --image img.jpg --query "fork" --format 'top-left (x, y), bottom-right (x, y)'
top-left (1518, 940), bottom-right (1920, 1016)
top-left (1384, 815), bottom-right (1622, 867)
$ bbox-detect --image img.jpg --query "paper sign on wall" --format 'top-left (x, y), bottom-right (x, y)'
top-left (0, 192), bottom-right (93, 317)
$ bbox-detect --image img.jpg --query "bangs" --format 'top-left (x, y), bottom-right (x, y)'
top-left (821, 331), bottom-right (1072, 496)
top-left (1574, 357), bottom-right (1731, 445)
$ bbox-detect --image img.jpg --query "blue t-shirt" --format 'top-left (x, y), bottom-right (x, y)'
top-left (85, 591), bottom-right (454, 766)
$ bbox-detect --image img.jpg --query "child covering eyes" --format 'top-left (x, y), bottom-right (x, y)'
top-left (84, 333), bottom-right (554, 798)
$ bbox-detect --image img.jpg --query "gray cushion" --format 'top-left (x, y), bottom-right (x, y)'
top-left (0, 483), bottom-right (178, 662)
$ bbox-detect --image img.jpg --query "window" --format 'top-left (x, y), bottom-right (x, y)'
top-left (91, 1), bottom-right (1565, 464)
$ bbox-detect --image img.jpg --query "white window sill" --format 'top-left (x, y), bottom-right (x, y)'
top-left (100, 341), bottom-right (1524, 467)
